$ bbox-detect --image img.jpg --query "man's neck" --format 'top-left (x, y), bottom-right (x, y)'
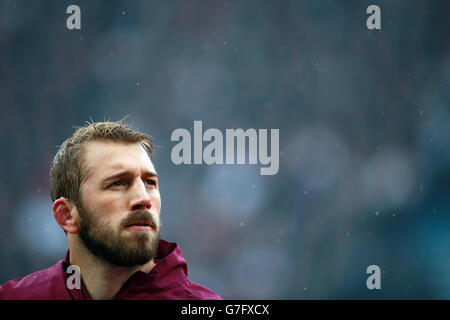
top-left (68, 241), bottom-right (155, 300)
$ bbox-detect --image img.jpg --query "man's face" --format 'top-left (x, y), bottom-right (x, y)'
top-left (75, 140), bottom-right (162, 267)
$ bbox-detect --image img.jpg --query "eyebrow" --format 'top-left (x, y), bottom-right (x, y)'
top-left (102, 170), bottom-right (158, 184)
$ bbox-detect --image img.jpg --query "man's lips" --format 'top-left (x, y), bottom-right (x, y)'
top-left (125, 221), bottom-right (154, 231)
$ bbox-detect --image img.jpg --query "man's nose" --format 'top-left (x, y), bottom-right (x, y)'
top-left (129, 179), bottom-right (152, 211)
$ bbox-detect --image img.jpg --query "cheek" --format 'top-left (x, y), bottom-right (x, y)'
top-left (151, 191), bottom-right (162, 214)
top-left (82, 186), bottom-right (125, 217)
top-left (79, 186), bottom-right (95, 212)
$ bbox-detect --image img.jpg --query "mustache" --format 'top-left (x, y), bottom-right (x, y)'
top-left (121, 210), bottom-right (158, 229)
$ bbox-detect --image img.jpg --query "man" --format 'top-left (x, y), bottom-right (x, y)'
top-left (0, 120), bottom-right (222, 300)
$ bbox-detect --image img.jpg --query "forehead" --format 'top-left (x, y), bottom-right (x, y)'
top-left (80, 140), bottom-right (156, 181)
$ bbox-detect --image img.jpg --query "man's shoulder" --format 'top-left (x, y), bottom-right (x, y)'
top-left (0, 260), bottom-right (67, 300)
top-left (140, 278), bottom-right (222, 300)
top-left (154, 240), bottom-right (222, 300)
top-left (183, 279), bottom-right (223, 300)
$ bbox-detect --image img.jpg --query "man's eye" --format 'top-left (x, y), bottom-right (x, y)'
top-left (146, 179), bottom-right (156, 186)
top-left (111, 181), bottom-right (125, 187)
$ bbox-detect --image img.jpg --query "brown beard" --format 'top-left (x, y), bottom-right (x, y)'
top-left (77, 203), bottom-right (161, 267)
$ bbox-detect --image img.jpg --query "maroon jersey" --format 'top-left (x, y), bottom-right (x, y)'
top-left (0, 239), bottom-right (222, 300)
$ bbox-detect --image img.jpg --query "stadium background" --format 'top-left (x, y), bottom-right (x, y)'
top-left (0, 0), bottom-right (449, 299)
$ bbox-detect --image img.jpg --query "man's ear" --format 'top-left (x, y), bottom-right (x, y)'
top-left (52, 197), bottom-right (80, 234)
